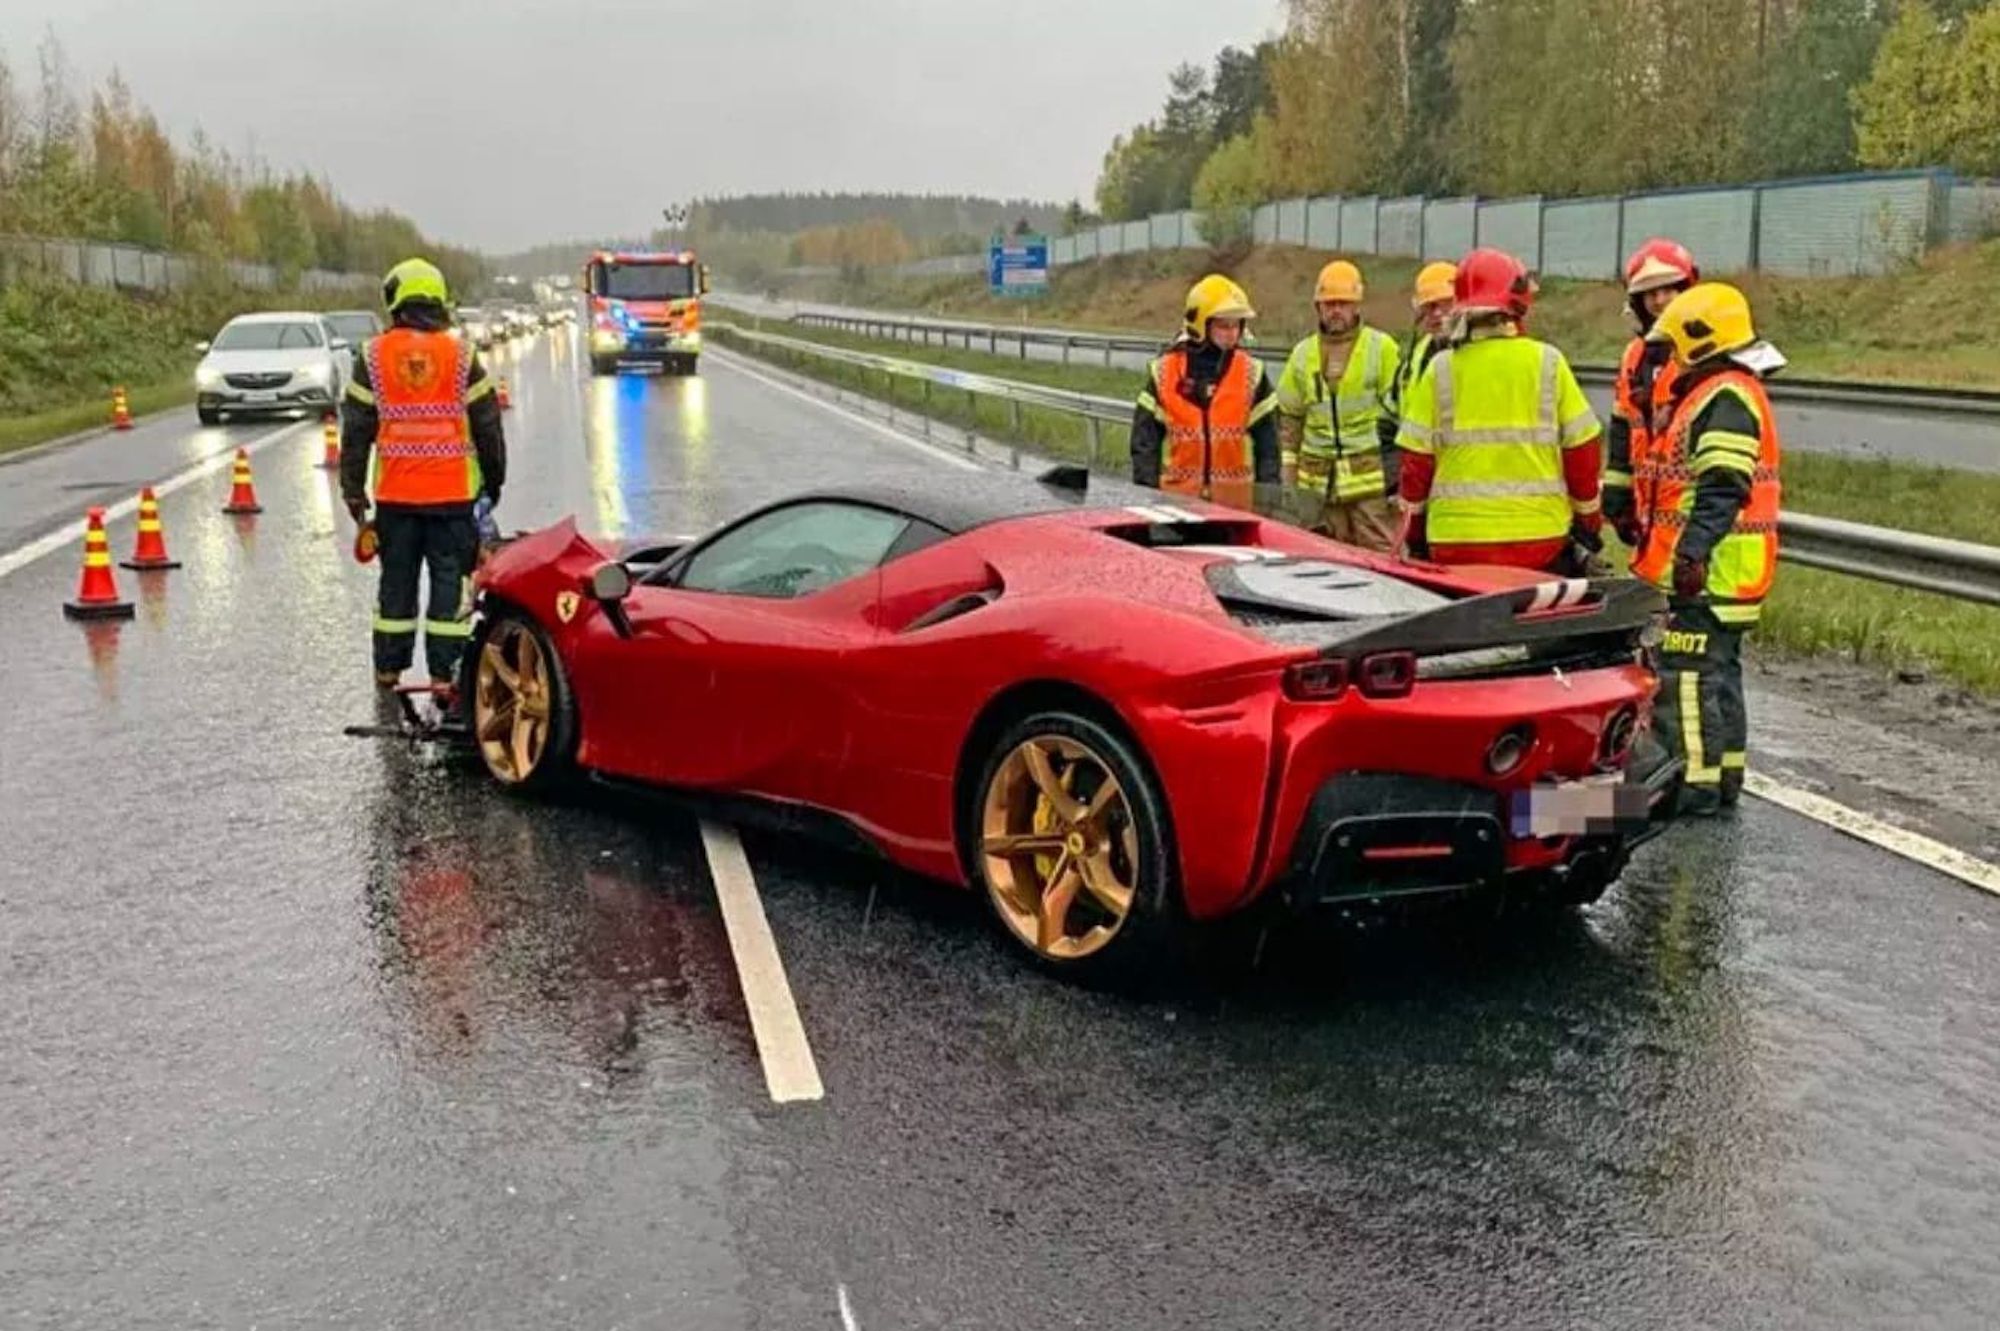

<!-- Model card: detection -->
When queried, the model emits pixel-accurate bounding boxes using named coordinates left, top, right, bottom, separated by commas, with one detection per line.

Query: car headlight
left=300, top=363, right=332, bottom=386
left=195, top=365, right=223, bottom=390
left=591, top=327, right=625, bottom=349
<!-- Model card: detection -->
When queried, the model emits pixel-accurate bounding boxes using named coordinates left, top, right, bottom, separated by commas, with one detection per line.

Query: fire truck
left=582, top=249, right=709, bottom=376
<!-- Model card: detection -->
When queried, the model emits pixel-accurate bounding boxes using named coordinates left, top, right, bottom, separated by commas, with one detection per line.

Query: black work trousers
left=373, top=507, right=478, bottom=682
left=1650, top=601, right=1747, bottom=803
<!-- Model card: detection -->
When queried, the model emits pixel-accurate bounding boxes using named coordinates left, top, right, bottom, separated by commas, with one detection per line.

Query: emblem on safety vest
left=394, top=349, right=441, bottom=394
left=555, top=591, right=580, bottom=623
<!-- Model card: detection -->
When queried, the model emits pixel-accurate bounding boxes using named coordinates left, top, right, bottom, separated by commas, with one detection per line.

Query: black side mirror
left=586, top=561, right=634, bottom=637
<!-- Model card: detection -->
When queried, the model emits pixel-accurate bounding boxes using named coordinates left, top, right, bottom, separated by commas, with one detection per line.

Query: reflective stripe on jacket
left=1632, top=370, right=1781, bottom=625
left=1396, top=334, right=1600, bottom=547
left=366, top=329, right=480, bottom=507
left=1148, top=345, right=1269, bottom=510
left=1275, top=326, right=1401, bottom=503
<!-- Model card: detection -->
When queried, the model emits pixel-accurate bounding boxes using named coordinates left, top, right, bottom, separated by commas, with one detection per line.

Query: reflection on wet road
left=2, top=326, right=1995, bottom=1329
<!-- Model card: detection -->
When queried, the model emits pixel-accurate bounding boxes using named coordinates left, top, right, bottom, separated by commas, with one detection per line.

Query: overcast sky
left=0, top=0, right=1285, bottom=253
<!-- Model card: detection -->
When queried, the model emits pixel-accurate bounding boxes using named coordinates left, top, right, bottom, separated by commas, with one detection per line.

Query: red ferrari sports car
left=459, top=472, right=1678, bottom=982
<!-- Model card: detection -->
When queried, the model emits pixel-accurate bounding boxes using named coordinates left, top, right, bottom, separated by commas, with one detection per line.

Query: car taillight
left=1283, top=659, right=1348, bottom=701
left=1356, top=650, right=1416, bottom=699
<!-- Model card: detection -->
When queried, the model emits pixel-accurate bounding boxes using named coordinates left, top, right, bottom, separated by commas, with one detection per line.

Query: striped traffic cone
left=63, top=508, right=136, bottom=620
left=120, top=487, right=181, bottom=571
left=221, top=448, right=263, bottom=515
left=111, top=385, right=134, bottom=431
left=317, top=413, right=340, bottom=469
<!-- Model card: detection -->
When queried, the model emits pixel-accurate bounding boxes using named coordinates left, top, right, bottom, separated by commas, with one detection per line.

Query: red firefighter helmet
left=1623, top=238, right=1700, bottom=295
left=1454, top=248, right=1536, bottom=322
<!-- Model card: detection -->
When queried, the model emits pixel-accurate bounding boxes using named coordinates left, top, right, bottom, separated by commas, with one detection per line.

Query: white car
left=194, top=312, right=350, bottom=426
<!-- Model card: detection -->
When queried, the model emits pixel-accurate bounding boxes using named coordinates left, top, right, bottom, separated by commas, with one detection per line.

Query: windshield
left=596, top=262, right=695, bottom=301
left=212, top=321, right=323, bottom=351
left=324, top=314, right=378, bottom=342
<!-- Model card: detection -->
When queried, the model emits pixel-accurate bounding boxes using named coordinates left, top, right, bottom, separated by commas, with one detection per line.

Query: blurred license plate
left=1510, top=775, right=1649, bottom=838
left=244, top=391, right=278, bottom=403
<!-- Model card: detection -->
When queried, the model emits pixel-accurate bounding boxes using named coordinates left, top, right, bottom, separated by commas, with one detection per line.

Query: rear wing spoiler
left=1312, top=576, right=1665, bottom=661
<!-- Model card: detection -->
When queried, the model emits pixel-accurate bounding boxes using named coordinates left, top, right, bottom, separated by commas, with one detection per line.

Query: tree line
left=1095, top=0, right=2000, bottom=245
left=0, top=31, right=482, bottom=294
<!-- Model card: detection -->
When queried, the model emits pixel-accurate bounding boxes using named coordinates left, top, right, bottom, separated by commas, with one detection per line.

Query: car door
left=574, top=500, right=912, bottom=802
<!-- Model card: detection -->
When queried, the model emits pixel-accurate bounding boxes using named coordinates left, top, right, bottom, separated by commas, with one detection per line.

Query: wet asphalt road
left=4, top=327, right=1998, bottom=1330
left=720, top=295, right=2000, bottom=474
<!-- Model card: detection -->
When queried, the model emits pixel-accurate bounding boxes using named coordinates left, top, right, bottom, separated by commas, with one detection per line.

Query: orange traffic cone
left=111, top=385, right=133, bottom=431
left=120, top=487, right=181, bottom=571
left=317, top=414, right=340, bottom=469
left=222, top=448, right=263, bottom=514
left=63, top=508, right=136, bottom=620
left=497, top=378, right=512, bottom=411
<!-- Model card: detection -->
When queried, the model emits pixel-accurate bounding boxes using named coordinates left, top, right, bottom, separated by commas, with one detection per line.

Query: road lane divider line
left=706, top=345, right=985, bottom=473
left=0, top=418, right=314, bottom=583
left=1745, top=771, right=2000, bottom=899
left=698, top=819, right=826, bottom=1104
left=837, top=1283, right=860, bottom=1331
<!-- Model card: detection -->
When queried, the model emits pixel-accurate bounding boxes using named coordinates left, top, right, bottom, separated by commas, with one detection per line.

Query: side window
left=676, top=502, right=911, bottom=599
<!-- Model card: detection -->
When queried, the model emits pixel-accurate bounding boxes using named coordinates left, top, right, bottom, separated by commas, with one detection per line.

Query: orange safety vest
left=1614, top=337, right=1678, bottom=521
left=368, top=328, right=480, bottom=506
left=1153, top=346, right=1255, bottom=510
left=1632, top=368, right=1781, bottom=618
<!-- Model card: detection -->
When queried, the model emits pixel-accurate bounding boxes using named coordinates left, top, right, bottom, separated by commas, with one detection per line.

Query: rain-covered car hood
left=198, top=347, right=333, bottom=378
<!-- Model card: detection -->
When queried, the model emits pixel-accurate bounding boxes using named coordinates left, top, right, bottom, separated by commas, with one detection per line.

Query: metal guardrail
left=774, top=306, right=2000, bottom=419
left=715, top=321, right=2000, bottom=607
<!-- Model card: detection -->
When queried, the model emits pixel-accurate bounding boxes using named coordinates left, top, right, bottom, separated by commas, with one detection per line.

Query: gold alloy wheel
left=980, top=735, right=1141, bottom=961
left=474, top=620, right=553, bottom=784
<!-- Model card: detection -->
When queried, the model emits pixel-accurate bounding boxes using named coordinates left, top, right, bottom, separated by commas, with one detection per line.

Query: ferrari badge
left=555, top=590, right=580, bottom=623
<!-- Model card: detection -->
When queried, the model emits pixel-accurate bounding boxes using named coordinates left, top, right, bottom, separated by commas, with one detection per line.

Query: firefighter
left=1130, top=274, right=1282, bottom=513
left=1395, top=248, right=1603, bottom=571
left=1606, top=239, right=1700, bottom=550
left=1274, top=260, right=1403, bottom=549
left=341, top=258, right=507, bottom=691
left=1634, top=282, right=1784, bottom=815
left=1391, top=260, right=1457, bottom=407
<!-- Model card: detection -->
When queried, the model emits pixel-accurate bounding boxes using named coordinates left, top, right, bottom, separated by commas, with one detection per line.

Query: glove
left=1612, top=515, right=1644, bottom=549
left=473, top=494, right=501, bottom=546
left=1673, top=555, right=1708, bottom=600
left=345, top=498, right=369, bottom=525
left=1569, top=511, right=1605, bottom=554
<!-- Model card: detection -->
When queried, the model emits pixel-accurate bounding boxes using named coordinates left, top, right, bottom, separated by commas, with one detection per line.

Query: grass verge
left=716, top=318, right=2000, bottom=694
left=786, top=238, right=2000, bottom=390
left=0, top=377, right=196, bottom=458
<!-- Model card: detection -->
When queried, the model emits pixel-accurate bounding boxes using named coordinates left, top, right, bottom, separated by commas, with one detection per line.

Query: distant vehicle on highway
left=583, top=248, right=707, bottom=376
left=322, top=309, right=383, bottom=347
left=454, top=306, right=496, bottom=349
left=457, top=474, right=1678, bottom=984
left=193, top=312, right=350, bottom=426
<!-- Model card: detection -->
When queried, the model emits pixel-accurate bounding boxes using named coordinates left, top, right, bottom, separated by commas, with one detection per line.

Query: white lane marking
left=0, top=418, right=314, bottom=583
left=837, top=1283, right=860, bottom=1331
left=698, top=819, right=826, bottom=1103
left=1745, top=771, right=2000, bottom=899
left=706, top=345, right=984, bottom=473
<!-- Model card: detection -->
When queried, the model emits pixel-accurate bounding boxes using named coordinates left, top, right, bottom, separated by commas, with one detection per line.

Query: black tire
left=464, top=609, right=579, bottom=795
left=963, top=709, right=1185, bottom=989
left=197, top=406, right=222, bottom=426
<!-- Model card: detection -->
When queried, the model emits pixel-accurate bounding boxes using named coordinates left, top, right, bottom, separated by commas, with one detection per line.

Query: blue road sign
left=988, top=233, right=1049, bottom=297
